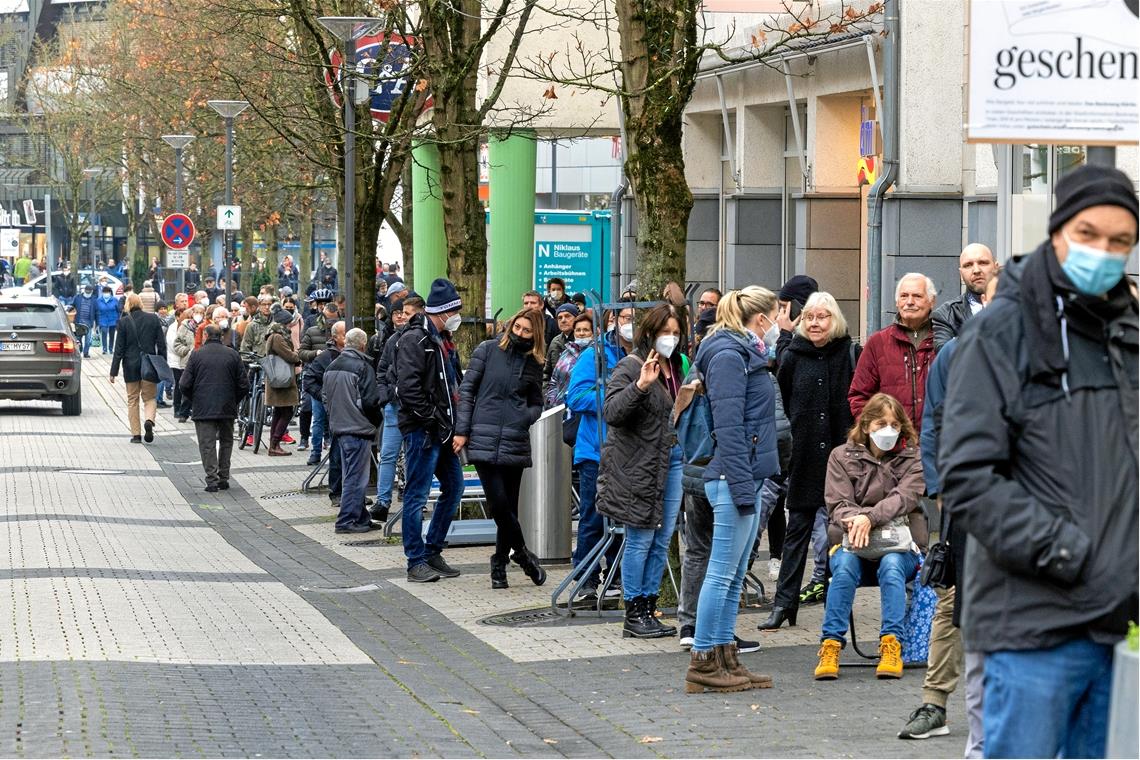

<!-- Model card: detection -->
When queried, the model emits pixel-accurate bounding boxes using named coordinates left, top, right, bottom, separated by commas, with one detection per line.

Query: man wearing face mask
left=940, top=165, right=1138, bottom=759
left=394, top=278, right=466, bottom=583
left=73, top=284, right=99, bottom=358
left=848, top=273, right=937, bottom=432
left=542, top=302, right=580, bottom=389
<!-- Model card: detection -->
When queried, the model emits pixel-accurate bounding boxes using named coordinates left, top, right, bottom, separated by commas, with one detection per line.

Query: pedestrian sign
left=160, top=213, right=196, bottom=249
left=216, top=205, right=241, bottom=230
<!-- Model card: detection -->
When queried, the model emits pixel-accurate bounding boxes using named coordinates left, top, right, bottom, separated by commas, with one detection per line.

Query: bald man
left=932, top=243, right=997, bottom=352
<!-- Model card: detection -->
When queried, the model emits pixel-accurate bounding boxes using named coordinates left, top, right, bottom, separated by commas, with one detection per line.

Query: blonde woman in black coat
left=454, top=308, right=547, bottom=589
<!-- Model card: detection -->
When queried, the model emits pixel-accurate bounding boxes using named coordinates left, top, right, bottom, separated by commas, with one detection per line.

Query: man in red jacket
left=848, top=273, right=936, bottom=432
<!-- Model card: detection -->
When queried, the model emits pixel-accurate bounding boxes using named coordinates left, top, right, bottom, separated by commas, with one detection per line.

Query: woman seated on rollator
left=814, top=392, right=926, bottom=681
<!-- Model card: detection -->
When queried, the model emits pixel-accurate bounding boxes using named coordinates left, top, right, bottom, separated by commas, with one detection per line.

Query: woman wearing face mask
left=683, top=286, right=779, bottom=693
left=453, top=308, right=548, bottom=589
left=95, top=286, right=122, bottom=355
left=814, top=392, right=925, bottom=680
left=760, top=291, right=858, bottom=630
left=545, top=312, right=595, bottom=408
left=596, top=302, right=689, bottom=639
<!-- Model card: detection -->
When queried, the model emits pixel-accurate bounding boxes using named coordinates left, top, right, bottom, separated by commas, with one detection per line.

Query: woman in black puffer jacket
left=454, top=307, right=546, bottom=589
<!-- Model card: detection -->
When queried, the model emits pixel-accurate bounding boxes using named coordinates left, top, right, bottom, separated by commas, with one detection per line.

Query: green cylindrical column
left=488, top=130, right=537, bottom=320
left=411, top=140, right=447, bottom=293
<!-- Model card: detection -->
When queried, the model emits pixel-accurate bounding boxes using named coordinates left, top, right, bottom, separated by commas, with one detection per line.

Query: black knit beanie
left=1048, top=164, right=1138, bottom=234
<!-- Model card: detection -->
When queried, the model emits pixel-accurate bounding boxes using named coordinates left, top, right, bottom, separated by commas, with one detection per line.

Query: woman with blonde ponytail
left=684, top=286, right=781, bottom=694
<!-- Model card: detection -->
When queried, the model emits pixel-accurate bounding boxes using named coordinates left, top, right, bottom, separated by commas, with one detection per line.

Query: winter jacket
left=565, top=332, right=627, bottom=465
left=73, top=293, right=98, bottom=326
left=298, top=316, right=332, bottom=364
left=367, top=319, right=394, bottom=371
left=165, top=321, right=184, bottom=371
left=322, top=347, right=382, bottom=438
left=263, top=324, right=300, bottom=407
left=173, top=319, right=197, bottom=363
left=456, top=338, right=543, bottom=467
left=95, top=295, right=122, bottom=328
left=110, top=309, right=167, bottom=383
left=139, top=285, right=159, bottom=313
left=848, top=321, right=934, bottom=432
left=595, top=349, right=682, bottom=529
left=940, top=253, right=1138, bottom=653
left=375, top=326, right=404, bottom=409
left=694, top=329, right=779, bottom=511
left=240, top=314, right=273, bottom=357
left=545, top=340, right=585, bottom=407
left=277, top=264, right=299, bottom=294
left=542, top=332, right=571, bottom=387
left=931, top=291, right=981, bottom=353
left=776, top=334, right=858, bottom=513
left=394, top=312, right=462, bottom=439
left=178, top=339, right=249, bottom=420
left=919, top=339, right=956, bottom=496
left=302, top=340, right=340, bottom=400
left=824, top=442, right=927, bottom=551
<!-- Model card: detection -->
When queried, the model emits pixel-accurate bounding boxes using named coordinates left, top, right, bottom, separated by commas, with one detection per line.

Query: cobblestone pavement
left=0, top=353, right=966, bottom=758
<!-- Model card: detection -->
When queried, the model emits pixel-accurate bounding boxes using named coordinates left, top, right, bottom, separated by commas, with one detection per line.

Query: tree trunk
left=263, top=223, right=279, bottom=280
left=397, top=163, right=413, bottom=285
left=298, top=208, right=312, bottom=287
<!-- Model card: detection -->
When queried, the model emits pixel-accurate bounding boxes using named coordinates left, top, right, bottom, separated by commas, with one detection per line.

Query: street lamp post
left=318, top=16, right=383, bottom=328
left=206, top=101, right=248, bottom=310
left=82, top=167, right=100, bottom=270
left=161, top=134, right=195, bottom=296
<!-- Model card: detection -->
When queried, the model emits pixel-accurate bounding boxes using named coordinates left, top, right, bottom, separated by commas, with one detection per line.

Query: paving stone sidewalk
left=0, top=354, right=965, bottom=758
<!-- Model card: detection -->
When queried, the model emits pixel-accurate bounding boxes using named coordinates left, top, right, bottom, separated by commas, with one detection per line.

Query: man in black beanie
left=940, top=163, right=1137, bottom=758
left=394, top=277, right=466, bottom=583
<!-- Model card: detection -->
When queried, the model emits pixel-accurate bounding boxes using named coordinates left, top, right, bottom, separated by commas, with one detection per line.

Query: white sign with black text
left=967, top=0, right=1139, bottom=144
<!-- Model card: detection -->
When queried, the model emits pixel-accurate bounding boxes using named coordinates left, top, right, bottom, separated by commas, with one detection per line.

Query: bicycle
left=237, top=351, right=269, bottom=454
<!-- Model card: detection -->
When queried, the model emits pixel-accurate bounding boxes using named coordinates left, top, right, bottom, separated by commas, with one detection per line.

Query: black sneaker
left=143, top=420, right=155, bottom=443
left=129, top=436, right=142, bottom=444
left=734, top=635, right=761, bottom=654
left=370, top=503, right=390, bottom=522
left=218, top=481, right=230, bottom=491
left=407, top=563, right=441, bottom=583
left=679, top=624, right=695, bottom=651
left=799, top=581, right=826, bottom=604
left=334, top=523, right=374, bottom=534
left=899, top=704, right=949, bottom=740
left=205, top=485, right=218, bottom=493
left=573, top=581, right=599, bottom=604
left=297, top=438, right=309, bottom=451
left=426, top=554, right=460, bottom=578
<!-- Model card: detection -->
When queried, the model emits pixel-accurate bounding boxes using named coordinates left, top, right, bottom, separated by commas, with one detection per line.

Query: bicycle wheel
left=251, top=387, right=266, bottom=454
left=236, top=393, right=251, bottom=449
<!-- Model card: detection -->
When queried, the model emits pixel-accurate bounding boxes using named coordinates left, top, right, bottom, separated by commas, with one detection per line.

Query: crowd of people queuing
left=95, top=166, right=1136, bottom=759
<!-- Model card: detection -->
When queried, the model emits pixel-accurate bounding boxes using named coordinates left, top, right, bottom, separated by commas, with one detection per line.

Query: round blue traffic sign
left=161, top=213, right=196, bottom=249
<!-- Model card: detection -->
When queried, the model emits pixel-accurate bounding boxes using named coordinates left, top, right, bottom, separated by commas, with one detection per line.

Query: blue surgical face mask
left=1061, top=233, right=1129, bottom=295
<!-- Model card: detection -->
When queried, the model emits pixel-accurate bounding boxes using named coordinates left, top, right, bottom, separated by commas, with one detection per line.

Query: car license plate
left=0, top=342, right=33, bottom=352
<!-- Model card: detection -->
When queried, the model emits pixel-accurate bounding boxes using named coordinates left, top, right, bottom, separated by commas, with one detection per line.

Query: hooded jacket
left=96, top=294, right=122, bottom=328
left=824, top=442, right=927, bottom=551
left=777, top=333, right=857, bottom=513
left=848, top=320, right=934, bottom=432
left=455, top=337, right=543, bottom=467
left=565, top=331, right=626, bottom=465
left=322, top=346, right=382, bottom=438
left=394, top=312, right=462, bottom=439
left=940, top=249, right=1138, bottom=652
left=694, top=329, right=779, bottom=510
left=240, top=313, right=273, bottom=357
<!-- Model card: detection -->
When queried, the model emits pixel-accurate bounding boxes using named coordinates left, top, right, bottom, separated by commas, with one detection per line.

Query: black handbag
left=920, top=513, right=956, bottom=589
left=142, top=353, right=174, bottom=384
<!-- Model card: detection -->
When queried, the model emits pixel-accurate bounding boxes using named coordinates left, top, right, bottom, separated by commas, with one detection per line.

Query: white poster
left=1, top=228, right=19, bottom=257
left=967, top=0, right=1139, bottom=144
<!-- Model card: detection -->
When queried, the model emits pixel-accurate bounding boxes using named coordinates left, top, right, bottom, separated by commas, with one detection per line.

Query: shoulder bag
left=843, top=515, right=914, bottom=560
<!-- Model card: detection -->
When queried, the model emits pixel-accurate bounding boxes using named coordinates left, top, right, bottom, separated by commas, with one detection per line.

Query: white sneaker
left=768, top=558, right=782, bottom=581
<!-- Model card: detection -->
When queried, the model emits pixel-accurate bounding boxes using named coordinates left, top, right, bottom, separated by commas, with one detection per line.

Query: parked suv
left=0, top=292, right=84, bottom=415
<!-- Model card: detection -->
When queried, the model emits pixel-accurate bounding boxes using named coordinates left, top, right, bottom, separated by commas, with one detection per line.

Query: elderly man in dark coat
left=180, top=325, right=249, bottom=492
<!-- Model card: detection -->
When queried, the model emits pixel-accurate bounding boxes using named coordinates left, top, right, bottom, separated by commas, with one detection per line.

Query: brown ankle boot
left=718, top=642, right=773, bottom=689
left=684, top=648, right=751, bottom=694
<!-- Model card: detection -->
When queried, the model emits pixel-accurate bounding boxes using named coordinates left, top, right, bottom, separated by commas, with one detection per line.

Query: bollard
left=519, top=405, right=572, bottom=562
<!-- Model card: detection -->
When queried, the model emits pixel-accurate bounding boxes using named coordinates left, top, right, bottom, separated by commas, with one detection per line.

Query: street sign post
left=160, top=213, right=196, bottom=249
left=216, top=205, right=241, bottom=230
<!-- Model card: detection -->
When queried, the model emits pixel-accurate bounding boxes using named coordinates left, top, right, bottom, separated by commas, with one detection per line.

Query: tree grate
left=479, top=607, right=611, bottom=628
left=259, top=490, right=303, bottom=501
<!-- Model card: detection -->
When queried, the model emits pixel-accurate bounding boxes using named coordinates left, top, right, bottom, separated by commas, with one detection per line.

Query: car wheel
left=62, top=385, right=82, bottom=416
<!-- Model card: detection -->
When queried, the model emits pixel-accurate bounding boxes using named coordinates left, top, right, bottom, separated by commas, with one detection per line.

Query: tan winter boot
left=684, top=648, right=752, bottom=694
left=718, top=643, right=773, bottom=689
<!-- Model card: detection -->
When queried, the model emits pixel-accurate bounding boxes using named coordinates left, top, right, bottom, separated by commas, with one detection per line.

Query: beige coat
left=823, top=442, right=928, bottom=551
left=264, top=324, right=300, bottom=407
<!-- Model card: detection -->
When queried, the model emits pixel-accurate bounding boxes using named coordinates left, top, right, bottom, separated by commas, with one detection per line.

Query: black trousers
left=772, top=509, right=821, bottom=609
left=767, top=493, right=786, bottom=560
left=270, top=405, right=293, bottom=447
left=172, top=367, right=189, bottom=418
left=299, top=391, right=313, bottom=439
left=474, top=463, right=527, bottom=558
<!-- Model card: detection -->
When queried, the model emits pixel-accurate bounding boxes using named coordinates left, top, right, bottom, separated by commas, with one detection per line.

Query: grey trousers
left=196, top=419, right=235, bottom=487
left=963, top=651, right=985, bottom=758
left=678, top=491, right=713, bottom=629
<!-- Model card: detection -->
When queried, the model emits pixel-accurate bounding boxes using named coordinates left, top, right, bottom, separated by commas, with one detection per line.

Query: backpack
left=674, top=365, right=715, bottom=465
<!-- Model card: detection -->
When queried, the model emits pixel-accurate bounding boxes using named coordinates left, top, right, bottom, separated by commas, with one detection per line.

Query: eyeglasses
left=802, top=313, right=830, bottom=324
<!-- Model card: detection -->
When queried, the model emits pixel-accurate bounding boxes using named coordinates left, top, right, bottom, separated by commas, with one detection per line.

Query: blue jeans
left=693, top=478, right=762, bottom=651
left=376, top=403, right=402, bottom=506
left=335, top=435, right=372, bottom=530
left=79, top=323, right=94, bottom=357
left=327, top=434, right=342, bottom=497
left=571, top=459, right=619, bottom=579
left=983, top=638, right=1113, bottom=759
left=810, top=506, right=828, bottom=584
left=821, top=547, right=919, bottom=645
left=99, top=325, right=116, bottom=353
left=621, top=446, right=683, bottom=600
left=401, top=427, right=464, bottom=570
left=310, top=398, right=328, bottom=460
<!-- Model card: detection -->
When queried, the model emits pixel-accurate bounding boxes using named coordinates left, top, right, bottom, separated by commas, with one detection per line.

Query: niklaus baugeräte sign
left=967, top=0, right=1139, bottom=145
